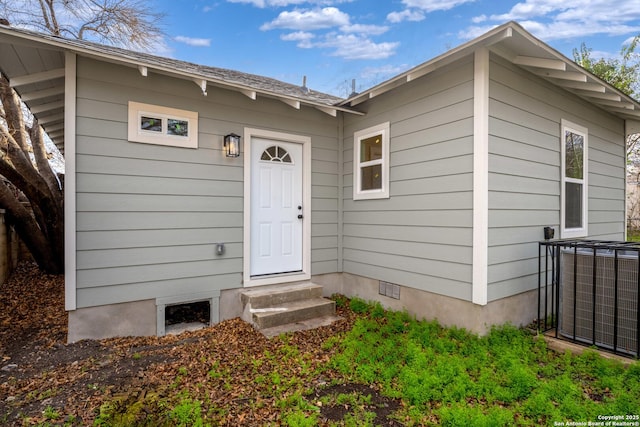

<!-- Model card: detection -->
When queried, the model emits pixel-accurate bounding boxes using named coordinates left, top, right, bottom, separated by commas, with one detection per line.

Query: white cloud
left=386, top=9, right=425, bottom=23
left=623, top=35, right=640, bottom=46
left=387, top=0, right=474, bottom=23
left=359, top=63, right=410, bottom=79
left=340, top=23, right=389, bottom=35
left=257, top=3, right=397, bottom=60
left=471, top=14, right=487, bottom=23
left=174, top=36, right=212, bottom=47
left=260, top=7, right=350, bottom=30
left=401, top=0, right=476, bottom=12
left=457, top=24, right=496, bottom=40
left=227, top=0, right=353, bottom=7
left=461, top=0, right=640, bottom=42
left=315, top=33, right=399, bottom=59
left=281, top=31, right=316, bottom=48
left=281, top=31, right=315, bottom=41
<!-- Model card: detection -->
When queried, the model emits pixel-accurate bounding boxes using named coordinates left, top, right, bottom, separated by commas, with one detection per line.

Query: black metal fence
left=538, top=240, right=640, bottom=358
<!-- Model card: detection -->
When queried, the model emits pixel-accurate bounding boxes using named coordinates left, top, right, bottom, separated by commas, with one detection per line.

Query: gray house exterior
left=1, top=22, right=639, bottom=341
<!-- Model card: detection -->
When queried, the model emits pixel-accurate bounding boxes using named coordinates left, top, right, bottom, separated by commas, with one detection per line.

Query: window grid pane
left=361, top=164, right=382, bottom=191
left=360, top=134, right=383, bottom=162
left=565, top=130, right=584, bottom=180
left=167, top=119, right=188, bottom=137
left=141, top=116, right=162, bottom=132
left=565, top=181, right=583, bottom=228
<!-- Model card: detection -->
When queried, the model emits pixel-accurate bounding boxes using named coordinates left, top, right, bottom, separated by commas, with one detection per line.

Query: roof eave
left=340, top=21, right=640, bottom=121
left=0, top=26, right=362, bottom=117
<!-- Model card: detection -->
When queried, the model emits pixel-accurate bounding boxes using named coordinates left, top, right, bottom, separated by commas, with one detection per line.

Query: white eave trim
left=0, top=27, right=362, bottom=117
left=340, top=21, right=640, bottom=120
left=342, top=25, right=514, bottom=107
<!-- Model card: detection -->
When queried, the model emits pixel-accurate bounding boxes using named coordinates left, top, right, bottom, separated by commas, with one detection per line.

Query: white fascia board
left=341, top=25, right=514, bottom=108
left=0, top=27, right=364, bottom=116
left=64, top=52, right=77, bottom=311
left=472, top=47, right=489, bottom=306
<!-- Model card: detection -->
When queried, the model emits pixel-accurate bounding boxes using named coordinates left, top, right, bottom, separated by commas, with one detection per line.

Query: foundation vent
left=379, top=281, right=400, bottom=299
left=156, top=292, right=220, bottom=336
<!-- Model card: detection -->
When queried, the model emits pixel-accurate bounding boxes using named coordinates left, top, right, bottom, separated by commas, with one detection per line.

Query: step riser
left=242, top=285, right=323, bottom=309
left=253, top=300, right=336, bottom=329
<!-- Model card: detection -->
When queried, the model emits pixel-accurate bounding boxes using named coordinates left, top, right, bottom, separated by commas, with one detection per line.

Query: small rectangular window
left=561, top=119, right=588, bottom=238
left=141, top=116, right=162, bottom=132
left=128, top=102, right=198, bottom=148
left=353, top=122, right=390, bottom=200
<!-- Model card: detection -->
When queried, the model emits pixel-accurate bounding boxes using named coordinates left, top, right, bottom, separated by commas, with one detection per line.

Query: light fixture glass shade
left=224, top=133, right=241, bottom=157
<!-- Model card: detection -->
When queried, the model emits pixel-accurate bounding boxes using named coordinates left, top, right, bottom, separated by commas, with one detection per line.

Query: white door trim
left=243, top=128, right=311, bottom=287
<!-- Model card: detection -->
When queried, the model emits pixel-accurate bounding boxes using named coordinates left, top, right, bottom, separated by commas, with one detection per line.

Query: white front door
left=250, top=138, right=303, bottom=276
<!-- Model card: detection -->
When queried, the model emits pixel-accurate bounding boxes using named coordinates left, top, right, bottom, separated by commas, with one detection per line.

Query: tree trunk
left=0, top=74, right=64, bottom=274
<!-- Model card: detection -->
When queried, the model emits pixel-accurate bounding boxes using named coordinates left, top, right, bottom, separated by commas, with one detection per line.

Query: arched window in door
left=260, top=145, right=292, bottom=163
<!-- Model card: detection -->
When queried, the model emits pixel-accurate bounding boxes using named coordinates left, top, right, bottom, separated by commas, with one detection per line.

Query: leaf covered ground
left=1, top=262, right=391, bottom=426
left=2, top=262, right=640, bottom=426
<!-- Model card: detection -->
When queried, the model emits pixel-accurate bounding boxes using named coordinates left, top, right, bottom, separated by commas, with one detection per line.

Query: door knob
left=298, top=214, right=303, bottom=219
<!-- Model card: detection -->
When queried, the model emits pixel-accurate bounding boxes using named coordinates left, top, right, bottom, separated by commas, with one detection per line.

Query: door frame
left=243, top=127, right=311, bottom=287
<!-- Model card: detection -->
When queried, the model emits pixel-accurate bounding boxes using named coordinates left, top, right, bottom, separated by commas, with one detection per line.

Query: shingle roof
left=1, top=25, right=344, bottom=106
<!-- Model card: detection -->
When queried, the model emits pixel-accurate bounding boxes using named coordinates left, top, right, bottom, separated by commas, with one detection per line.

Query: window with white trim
left=353, top=122, right=390, bottom=200
left=561, top=119, right=588, bottom=238
left=128, top=101, right=198, bottom=148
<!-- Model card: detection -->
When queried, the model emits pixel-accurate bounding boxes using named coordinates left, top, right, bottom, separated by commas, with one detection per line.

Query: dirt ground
left=0, top=262, right=401, bottom=426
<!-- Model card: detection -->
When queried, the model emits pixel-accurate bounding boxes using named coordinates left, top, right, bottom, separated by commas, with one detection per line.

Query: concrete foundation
left=68, top=299, right=156, bottom=342
left=313, top=272, right=538, bottom=335
left=69, top=272, right=539, bottom=340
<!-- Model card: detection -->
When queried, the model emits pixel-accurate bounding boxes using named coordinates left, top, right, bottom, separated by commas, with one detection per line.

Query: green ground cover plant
left=328, top=299, right=640, bottom=426
left=22, top=296, right=640, bottom=426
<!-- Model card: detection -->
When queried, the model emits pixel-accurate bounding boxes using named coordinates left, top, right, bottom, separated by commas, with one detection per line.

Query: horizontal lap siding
left=75, top=58, right=339, bottom=308
left=342, top=57, right=474, bottom=301
left=488, top=55, right=625, bottom=301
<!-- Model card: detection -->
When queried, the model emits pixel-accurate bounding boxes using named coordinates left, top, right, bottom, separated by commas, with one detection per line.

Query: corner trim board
left=472, top=48, right=489, bottom=306
left=64, top=52, right=77, bottom=311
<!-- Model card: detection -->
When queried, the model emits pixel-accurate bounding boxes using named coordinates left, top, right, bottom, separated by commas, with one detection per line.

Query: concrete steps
left=240, top=283, right=339, bottom=337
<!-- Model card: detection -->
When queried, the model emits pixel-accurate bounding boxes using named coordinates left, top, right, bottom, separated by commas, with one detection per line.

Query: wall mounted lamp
left=223, top=133, right=241, bottom=157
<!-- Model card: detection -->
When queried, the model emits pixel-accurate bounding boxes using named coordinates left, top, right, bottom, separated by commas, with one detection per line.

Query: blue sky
left=152, top=0, right=640, bottom=97
left=72, top=1, right=640, bottom=97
